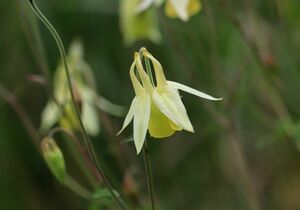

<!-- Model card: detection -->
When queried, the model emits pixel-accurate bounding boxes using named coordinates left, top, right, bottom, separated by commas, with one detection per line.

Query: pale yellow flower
left=119, top=48, right=222, bottom=154
left=165, top=0, right=202, bottom=21
left=40, top=40, right=125, bottom=136
left=136, top=0, right=202, bottom=21
left=120, top=0, right=161, bottom=45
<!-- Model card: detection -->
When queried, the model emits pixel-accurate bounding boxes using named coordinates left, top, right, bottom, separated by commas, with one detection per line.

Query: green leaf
left=92, top=188, right=119, bottom=200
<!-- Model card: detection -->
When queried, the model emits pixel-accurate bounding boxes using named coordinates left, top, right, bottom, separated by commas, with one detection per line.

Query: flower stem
left=145, top=57, right=155, bottom=85
left=16, top=0, right=51, bottom=87
left=64, top=175, right=93, bottom=200
left=27, top=1, right=128, bottom=209
left=142, top=140, right=156, bottom=210
left=143, top=54, right=156, bottom=209
left=0, top=84, right=40, bottom=150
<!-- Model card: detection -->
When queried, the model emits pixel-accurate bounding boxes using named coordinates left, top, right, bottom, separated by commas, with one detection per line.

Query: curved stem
left=142, top=141, right=156, bottom=210
left=64, top=175, right=93, bottom=200
left=16, top=0, right=51, bottom=86
left=27, top=1, right=128, bottom=209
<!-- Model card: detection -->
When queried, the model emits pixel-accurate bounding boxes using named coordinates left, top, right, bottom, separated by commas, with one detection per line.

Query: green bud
left=41, top=137, right=66, bottom=184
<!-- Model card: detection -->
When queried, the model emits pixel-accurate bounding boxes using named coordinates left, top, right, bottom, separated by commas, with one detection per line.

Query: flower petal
left=141, top=48, right=167, bottom=89
left=167, top=0, right=189, bottom=21
left=129, top=59, right=147, bottom=96
left=79, top=87, right=100, bottom=136
left=40, top=101, right=60, bottom=132
left=136, top=0, right=155, bottom=13
left=96, top=95, right=126, bottom=117
left=68, top=40, right=84, bottom=61
left=81, top=100, right=100, bottom=136
left=152, top=86, right=194, bottom=132
left=154, top=0, right=164, bottom=6
left=168, top=120, right=182, bottom=131
left=148, top=102, right=176, bottom=138
left=59, top=102, right=80, bottom=130
left=187, top=0, right=202, bottom=17
left=135, top=52, right=154, bottom=92
left=117, top=97, right=137, bottom=135
left=134, top=93, right=151, bottom=154
left=167, top=81, right=223, bottom=101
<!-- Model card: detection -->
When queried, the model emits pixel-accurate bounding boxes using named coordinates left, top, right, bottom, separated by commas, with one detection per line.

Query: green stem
left=143, top=55, right=156, bottom=210
left=142, top=141, right=156, bottom=210
left=64, top=175, right=92, bottom=200
left=16, top=0, right=51, bottom=86
left=27, top=1, right=128, bottom=209
left=145, top=57, right=155, bottom=85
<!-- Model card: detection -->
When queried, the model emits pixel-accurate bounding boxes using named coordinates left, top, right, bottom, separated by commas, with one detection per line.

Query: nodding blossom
left=118, top=48, right=222, bottom=154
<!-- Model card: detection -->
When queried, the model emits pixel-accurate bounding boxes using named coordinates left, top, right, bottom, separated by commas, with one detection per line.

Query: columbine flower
left=120, top=0, right=161, bottom=45
left=40, top=40, right=125, bottom=136
left=136, top=0, right=202, bottom=22
left=118, top=48, right=222, bottom=154
left=165, top=0, right=202, bottom=21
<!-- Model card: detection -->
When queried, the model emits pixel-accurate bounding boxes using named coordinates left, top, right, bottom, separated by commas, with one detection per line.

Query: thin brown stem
left=0, top=84, right=40, bottom=150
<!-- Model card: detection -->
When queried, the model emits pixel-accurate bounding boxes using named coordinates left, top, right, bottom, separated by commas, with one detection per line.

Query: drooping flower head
left=119, top=47, right=222, bottom=154
left=40, top=40, right=125, bottom=136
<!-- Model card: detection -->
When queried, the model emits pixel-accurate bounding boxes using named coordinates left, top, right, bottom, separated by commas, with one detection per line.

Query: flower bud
left=41, top=137, right=66, bottom=183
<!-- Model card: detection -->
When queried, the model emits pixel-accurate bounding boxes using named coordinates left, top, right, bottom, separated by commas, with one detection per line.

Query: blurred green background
left=1, top=0, right=300, bottom=210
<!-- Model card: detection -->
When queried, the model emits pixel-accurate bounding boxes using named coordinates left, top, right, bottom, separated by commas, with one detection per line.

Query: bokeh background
left=1, top=0, right=300, bottom=210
